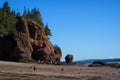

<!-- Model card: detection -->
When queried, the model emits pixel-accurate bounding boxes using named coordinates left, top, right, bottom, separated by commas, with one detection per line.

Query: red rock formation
left=0, top=17, right=62, bottom=63
left=27, top=20, right=55, bottom=62
left=14, top=17, right=33, bottom=60
left=54, top=49, right=62, bottom=62
left=65, top=54, right=73, bottom=63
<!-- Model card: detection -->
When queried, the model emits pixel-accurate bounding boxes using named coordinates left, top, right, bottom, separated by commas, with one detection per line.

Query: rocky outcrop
left=53, top=49, right=62, bottom=63
left=27, top=20, right=55, bottom=62
left=13, top=17, right=33, bottom=60
left=0, top=17, right=62, bottom=63
left=65, top=54, right=73, bottom=63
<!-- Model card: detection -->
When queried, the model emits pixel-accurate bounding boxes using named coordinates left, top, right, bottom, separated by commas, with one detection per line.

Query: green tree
left=31, top=8, right=39, bottom=21
left=2, top=1, right=10, bottom=13
left=0, top=8, right=5, bottom=35
left=44, top=23, right=52, bottom=37
left=23, top=6, right=27, bottom=17
left=24, top=8, right=31, bottom=19
left=0, top=1, right=16, bottom=36
left=54, top=45, right=62, bottom=54
left=23, top=8, right=44, bottom=26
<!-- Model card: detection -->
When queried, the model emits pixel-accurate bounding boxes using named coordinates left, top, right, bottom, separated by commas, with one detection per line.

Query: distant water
left=75, top=58, right=120, bottom=66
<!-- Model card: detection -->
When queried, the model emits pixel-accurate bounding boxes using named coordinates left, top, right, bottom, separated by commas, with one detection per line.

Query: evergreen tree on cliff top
left=0, top=1, right=52, bottom=38
left=23, top=7, right=52, bottom=38
left=44, top=23, right=52, bottom=37
left=23, top=7, right=44, bottom=26
left=0, top=1, right=16, bottom=36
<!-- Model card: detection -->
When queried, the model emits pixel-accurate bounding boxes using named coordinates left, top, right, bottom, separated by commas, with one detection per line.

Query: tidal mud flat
left=0, top=61, right=120, bottom=80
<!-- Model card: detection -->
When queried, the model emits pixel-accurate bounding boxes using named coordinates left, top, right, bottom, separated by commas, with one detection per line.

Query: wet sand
left=0, top=61, right=120, bottom=80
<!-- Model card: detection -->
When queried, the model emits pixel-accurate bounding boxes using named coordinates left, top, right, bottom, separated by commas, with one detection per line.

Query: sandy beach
left=0, top=61, right=120, bottom=80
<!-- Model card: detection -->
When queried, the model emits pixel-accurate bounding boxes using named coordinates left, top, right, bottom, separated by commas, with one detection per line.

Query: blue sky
left=0, top=0, right=120, bottom=61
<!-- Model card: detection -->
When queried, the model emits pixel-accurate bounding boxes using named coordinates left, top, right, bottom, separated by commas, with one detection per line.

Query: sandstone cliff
left=0, top=17, right=62, bottom=64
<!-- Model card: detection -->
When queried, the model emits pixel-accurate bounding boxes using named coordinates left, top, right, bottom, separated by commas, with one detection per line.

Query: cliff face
left=0, top=17, right=62, bottom=64
left=27, top=20, right=55, bottom=62
left=14, top=17, right=33, bottom=60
